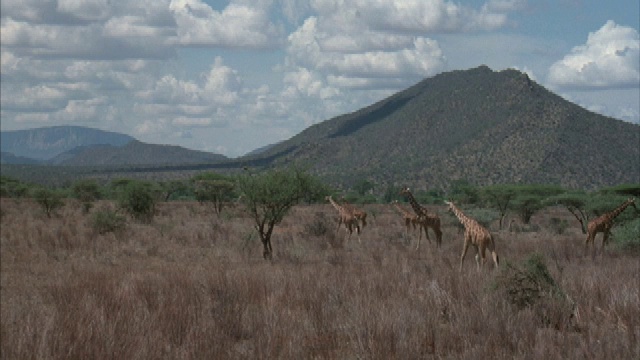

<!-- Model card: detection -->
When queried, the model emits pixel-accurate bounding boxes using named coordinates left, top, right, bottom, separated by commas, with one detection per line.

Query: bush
left=493, top=253, right=575, bottom=329
left=32, top=187, right=64, bottom=218
left=90, top=208, right=126, bottom=235
left=612, top=218, right=640, bottom=254
left=118, top=181, right=156, bottom=222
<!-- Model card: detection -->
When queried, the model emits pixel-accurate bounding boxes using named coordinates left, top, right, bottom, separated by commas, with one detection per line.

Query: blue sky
left=1, top=0, right=638, bottom=157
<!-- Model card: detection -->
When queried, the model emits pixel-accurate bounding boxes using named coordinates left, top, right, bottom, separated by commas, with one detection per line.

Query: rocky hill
left=243, top=65, right=639, bottom=190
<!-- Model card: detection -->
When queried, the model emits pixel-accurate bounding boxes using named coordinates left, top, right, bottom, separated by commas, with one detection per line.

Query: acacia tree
left=192, top=172, right=235, bottom=214
left=33, top=187, right=64, bottom=218
left=545, top=191, right=589, bottom=234
left=72, top=179, right=102, bottom=213
left=236, top=167, right=316, bottom=260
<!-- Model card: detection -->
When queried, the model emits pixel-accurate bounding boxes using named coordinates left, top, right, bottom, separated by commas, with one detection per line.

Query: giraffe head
left=399, top=187, right=410, bottom=196
left=444, top=200, right=454, bottom=212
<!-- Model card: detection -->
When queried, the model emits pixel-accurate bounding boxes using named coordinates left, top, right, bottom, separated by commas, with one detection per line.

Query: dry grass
left=1, top=198, right=639, bottom=359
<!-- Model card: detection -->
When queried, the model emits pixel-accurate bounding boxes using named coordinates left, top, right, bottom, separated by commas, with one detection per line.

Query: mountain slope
left=1, top=126, right=134, bottom=160
left=48, top=140, right=227, bottom=166
left=244, top=65, right=639, bottom=190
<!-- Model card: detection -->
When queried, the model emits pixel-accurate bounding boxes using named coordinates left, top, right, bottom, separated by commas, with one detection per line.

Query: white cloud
left=169, top=0, right=284, bottom=47
left=548, top=20, right=640, bottom=89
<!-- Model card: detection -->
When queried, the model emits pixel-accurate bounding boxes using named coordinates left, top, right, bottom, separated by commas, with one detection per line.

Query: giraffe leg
left=460, top=238, right=470, bottom=272
left=416, top=224, right=423, bottom=250
left=601, top=231, right=610, bottom=253
left=475, top=245, right=483, bottom=272
left=585, top=232, right=595, bottom=256
left=435, top=228, right=443, bottom=248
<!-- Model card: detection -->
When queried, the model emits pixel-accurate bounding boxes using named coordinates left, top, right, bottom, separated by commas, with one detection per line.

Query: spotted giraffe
left=340, top=198, right=368, bottom=232
left=586, top=198, right=637, bottom=255
left=399, top=187, right=443, bottom=249
left=445, top=200, right=499, bottom=272
left=392, top=200, right=420, bottom=236
left=326, top=196, right=360, bottom=240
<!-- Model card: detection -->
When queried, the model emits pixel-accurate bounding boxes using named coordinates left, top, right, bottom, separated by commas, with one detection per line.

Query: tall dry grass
left=1, top=198, right=638, bottom=359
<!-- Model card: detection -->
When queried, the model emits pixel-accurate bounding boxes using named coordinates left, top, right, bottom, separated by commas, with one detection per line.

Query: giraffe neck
left=449, top=203, right=474, bottom=229
left=605, top=199, right=634, bottom=221
left=404, top=190, right=425, bottom=216
left=393, top=202, right=412, bottom=216
left=328, top=196, right=343, bottom=212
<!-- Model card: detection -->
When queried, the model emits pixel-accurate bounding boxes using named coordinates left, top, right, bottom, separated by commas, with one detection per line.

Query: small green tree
left=33, top=187, right=64, bottom=218
left=353, top=179, right=374, bottom=196
left=159, top=180, right=189, bottom=201
left=118, top=180, right=156, bottom=222
left=481, top=185, right=517, bottom=229
left=236, top=167, right=316, bottom=260
left=0, top=176, right=30, bottom=198
left=192, top=172, right=235, bottom=214
left=72, top=179, right=102, bottom=213
left=545, top=191, right=590, bottom=234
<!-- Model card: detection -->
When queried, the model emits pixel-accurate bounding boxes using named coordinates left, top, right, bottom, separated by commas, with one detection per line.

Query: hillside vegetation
left=246, top=66, right=639, bottom=190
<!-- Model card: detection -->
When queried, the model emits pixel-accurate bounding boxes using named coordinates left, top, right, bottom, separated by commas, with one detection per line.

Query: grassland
left=1, top=198, right=638, bottom=359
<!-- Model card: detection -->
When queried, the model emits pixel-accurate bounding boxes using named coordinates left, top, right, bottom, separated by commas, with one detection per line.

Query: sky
left=1, top=0, right=639, bottom=158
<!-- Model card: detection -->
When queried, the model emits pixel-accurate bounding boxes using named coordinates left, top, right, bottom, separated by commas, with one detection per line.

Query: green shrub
left=90, top=208, right=126, bottom=235
left=118, top=181, right=156, bottom=222
left=32, top=187, right=65, bottom=218
left=612, top=218, right=640, bottom=254
left=493, top=253, right=575, bottom=329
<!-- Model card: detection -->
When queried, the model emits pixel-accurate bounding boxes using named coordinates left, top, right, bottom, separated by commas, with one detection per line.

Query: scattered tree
left=117, top=180, right=156, bottom=222
left=33, top=187, right=64, bottom=218
left=192, top=172, right=235, bottom=214
left=236, top=167, right=316, bottom=260
left=72, top=179, right=102, bottom=213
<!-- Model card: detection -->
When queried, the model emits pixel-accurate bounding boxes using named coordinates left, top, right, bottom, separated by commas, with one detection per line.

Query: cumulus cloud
left=169, top=0, right=284, bottom=47
left=548, top=20, right=640, bottom=89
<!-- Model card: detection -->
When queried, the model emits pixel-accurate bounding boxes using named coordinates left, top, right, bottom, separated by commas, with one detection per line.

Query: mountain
left=243, top=65, right=639, bottom=190
left=48, top=140, right=227, bottom=166
left=1, top=126, right=134, bottom=160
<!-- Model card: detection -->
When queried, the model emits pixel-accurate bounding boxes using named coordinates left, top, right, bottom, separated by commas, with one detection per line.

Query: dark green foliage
left=159, top=180, right=190, bottom=201
left=72, top=179, right=102, bottom=213
left=448, top=179, right=479, bottom=205
left=192, top=172, right=235, bottom=214
left=90, top=208, right=126, bottom=235
left=32, top=187, right=64, bottom=218
left=598, top=184, right=640, bottom=197
left=494, top=254, right=575, bottom=329
left=117, top=180, right=156, bottom=222
left=236, top=167, right=318, bottom=259
left=0, top=175, right=30, bottom=198
left=352, top=179, right=374, bottom=196
left=545, top=191, right=590, bottom=233
left=612, top=218, right=640, bottom=254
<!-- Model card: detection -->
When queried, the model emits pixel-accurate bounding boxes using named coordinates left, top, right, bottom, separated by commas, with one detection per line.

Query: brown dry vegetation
left=1, top=198, right=639, bottom=359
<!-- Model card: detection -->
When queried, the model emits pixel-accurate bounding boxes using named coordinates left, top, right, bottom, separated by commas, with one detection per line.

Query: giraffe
left=399, top=187, right=443, bottom=249
left=340, top=198, right=368, bottom=231
left=585, top=198, right=637, bottom=255
left=325, top=196, right=360, bottom=240
left=445, top=200, right=499, bottom=272
left=392, top=200, right=420, bottom=236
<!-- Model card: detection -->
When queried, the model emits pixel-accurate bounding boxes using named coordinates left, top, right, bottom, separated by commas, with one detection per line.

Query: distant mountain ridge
left=0, top=126, right=228, bottom=166
left=48, top=140, right=227, bottom=166
left=1, top=126, right=134, bottom=160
